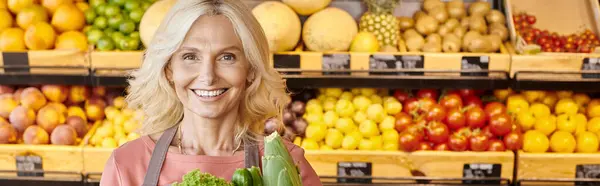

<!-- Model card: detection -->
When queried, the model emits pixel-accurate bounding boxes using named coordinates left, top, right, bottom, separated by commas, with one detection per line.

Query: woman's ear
left=246, top=70, right=255, bottom=83
left=165, top=64, right=174, bottom=85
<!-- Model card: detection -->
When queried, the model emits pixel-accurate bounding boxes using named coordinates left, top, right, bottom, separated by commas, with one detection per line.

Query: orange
left=1, top=0, right=7, bottom=10
left=7, top=0, right=38, bottom=14
left=24, top=22, right=56, bottom=50
left=523, top=130, right=549, bottom=153
left=55, top=31, right=88, bottom=51
left=0, top=9, right=12, bottom=33
left=51, top=4, right=85, bottom=33
left=75, top=2, right=88, bottom=12
left=42, top=0, right=74, bottom=15
left=0, top=28, right=26, bottom=51
left=16, top=5, right=49, bottom=30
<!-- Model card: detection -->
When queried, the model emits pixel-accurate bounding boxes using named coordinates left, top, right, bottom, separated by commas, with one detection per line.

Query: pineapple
left=359, top=0, right=401, bottom=47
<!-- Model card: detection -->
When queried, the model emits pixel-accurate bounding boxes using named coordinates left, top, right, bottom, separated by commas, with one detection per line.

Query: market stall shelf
left=517, top=152, right=600, bottom=185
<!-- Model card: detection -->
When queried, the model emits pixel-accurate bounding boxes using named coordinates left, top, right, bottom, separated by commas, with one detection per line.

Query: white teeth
left=193, top=89, right=226, bottom=97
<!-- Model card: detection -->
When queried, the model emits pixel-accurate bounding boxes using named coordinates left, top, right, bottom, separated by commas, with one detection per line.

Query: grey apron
left=141, top=125, right=261, bottom=186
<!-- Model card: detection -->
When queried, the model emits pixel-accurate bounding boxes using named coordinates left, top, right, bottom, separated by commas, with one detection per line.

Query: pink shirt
left=100, top=136, right=322, bottom=186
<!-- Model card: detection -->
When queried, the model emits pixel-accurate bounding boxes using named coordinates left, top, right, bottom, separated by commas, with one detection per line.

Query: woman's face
left=169, top=15, right=250, bottom=119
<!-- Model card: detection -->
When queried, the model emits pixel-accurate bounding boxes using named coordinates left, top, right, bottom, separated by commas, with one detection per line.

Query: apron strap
left=243, top=138, right=260, bottom=168
left=142, top=125, right=178, bottom=186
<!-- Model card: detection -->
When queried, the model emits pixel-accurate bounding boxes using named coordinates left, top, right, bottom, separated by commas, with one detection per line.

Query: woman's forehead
left=181, top=15, right=243, bottom=49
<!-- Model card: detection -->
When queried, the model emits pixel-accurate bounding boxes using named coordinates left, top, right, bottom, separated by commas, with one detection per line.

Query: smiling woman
left=98, top=0, right=321, bottom=185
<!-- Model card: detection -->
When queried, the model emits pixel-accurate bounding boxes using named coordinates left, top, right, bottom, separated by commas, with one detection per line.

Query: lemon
left=304, top=112, right=323, bottom=125
left=358, top=138, right=374, bottom=150
left=293, top=137, right=302, bottom=146
left=0, top=28, right=26, bottom=51
left=384, top=100, right=402, bottom=115
left=8, top=0, right=37, bottom=14
left=523, top=130, right=549, bottom=153
left=0, top=0, right=7, bottom=10
left=118, top=137, right=128, bottom=146
left=127, top=132, right=140, bottom=140
left=55, top=31, right=88, bottom=51
left=101, top=137, right=118, bottom=148
left=350, top=31, right=379, bottom=52
left=360, top=88, right=377, bottom=97
left=341, top=135, right=360, bottom=150
left=348, top=131, right=363, bottom=140
left=51, top=4, right=85, bottom=32
left=0, top=9, right=13, bottom=32
left=366, top=104, right=385, bottom=123
left=322, top=97, right=336, bottom=111
left=339, top=91, right=353, bottom=101
left=17, top=5, right=49, bottom=30
left=383, top=143, right=398, bottom=151
left=379, top=115, right=396, bottom=131
left=320, top=145, right=333, bottom=150
left=574, top=114, right=587, bottom=136
left=352, top=95, right=372, bottom=111
left=382, top=130, right=399, bottom=144
left=335, top=99, right=355, bottom=118
left=549, top=131, right=576, bottom=153
left=325, top=128, right=343, bottom=149
left=335, top=117, right=356, bottom=134
left=370, top=94, right=383, bottom=105
left=359, top=120, right=380, bottom=137
left=370, top=135, right=383, bottom=150
left=352, top=110, right=367, bottom=124
left=301, top=138, right=319, bottom=150
left=24, top=22, right=56, bottom=50
left=322, top=110, right=338, bottom=128
left=305, top=124, right=327, bottom=142
left=305, top=100, right=323, bottom=114
left=325, top=88, right=343, bottom=98
left=113, top=112, right=128, bottom=126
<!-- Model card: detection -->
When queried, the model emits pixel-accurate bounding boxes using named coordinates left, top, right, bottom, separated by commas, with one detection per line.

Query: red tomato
left=426, top=121, right=450, bottom=144
left=464, top=96, right=483, bottom=109
left=440, top=94, right=463, bottom=110
left=489, top=114, right=512, bottom=136
left=466, top=107, right=486, bottom=129
left=393, top=90, right=410, bottom=103
left=425, top=104, right=446, bottom=121
left=433, top=143, right=450, bottom=151
left=503, top=131, right=523, bottom=151
left=403, top=98, right=420, bottom=113
left=469, top=132, right=490, bottom=152
left=448, top=133, right=469, bottom=151
left=445, top=108, right=466, bottom=130
left=417, top=142, right=433, bottom=151
left=399, top=132, right=421, bottom=152
left=417, top=89, right=439, bottom=99
left=484, top=102, right=507, bottom=119
left=458, top=89, right=478, bottom=98
left=418, top=97, right=436, bottom=113
left=394, top=113, right=413, bottom=133
left=404, top=124, right=425, bottom=141
left=481, top=126, right=496, bottom=139
left=488, top=139, right=506, bottom=152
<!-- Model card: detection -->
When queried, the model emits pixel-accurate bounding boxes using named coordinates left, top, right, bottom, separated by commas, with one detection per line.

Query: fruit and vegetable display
left=85, top=93, right=142, bottom=148
left=0, top=85, right=140, bottom=146
left=513, top=12, right=600, bottom=53
left=0, top=0, right=89, bottom=51
left=171, top=132, right=301, bottom=186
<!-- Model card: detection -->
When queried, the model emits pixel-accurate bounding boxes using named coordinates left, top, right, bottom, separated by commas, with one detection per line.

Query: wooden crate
left=90, top=51, right=143, bottom=77
left=306, top=150, right=514, bottom=181
left=81, top=119, right=115, bottom=174
left=0, top=51, right=88, bottom=74
left=517, top=152, right=600, bottom=183
left=0, top=145, right=83, bottom=179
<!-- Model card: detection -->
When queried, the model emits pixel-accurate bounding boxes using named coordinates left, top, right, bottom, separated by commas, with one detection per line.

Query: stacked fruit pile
left=0, top=0, right=89, bottom=51
left=513, top=12, right=600, bottom=53
left=84, top=0, right=153, bottom=51
left=502, top=90, right=600, bottom=153
left=86, top=97, right=142, bottom=148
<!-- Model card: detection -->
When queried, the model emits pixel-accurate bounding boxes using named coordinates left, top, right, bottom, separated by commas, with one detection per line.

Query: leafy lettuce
left=171, top=169, right=233, bottom=186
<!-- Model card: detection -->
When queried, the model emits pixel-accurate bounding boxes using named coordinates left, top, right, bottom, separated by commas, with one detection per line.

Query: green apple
left=352, top=95, right=372, bottom=111
left=335, top=99, right=355, bottom=118
left=384, top=100, right=402, bottom=115
left=367, top=104, right=385, bottom=123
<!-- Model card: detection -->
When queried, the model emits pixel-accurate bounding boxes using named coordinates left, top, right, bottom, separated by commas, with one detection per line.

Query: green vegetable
left=231, top=166, right=263, bottom=186
left=261, top=132, right=303, bottom=186
left=248, top=166, right=263, bottom=186
left=171, top=169, right=233, bottom=186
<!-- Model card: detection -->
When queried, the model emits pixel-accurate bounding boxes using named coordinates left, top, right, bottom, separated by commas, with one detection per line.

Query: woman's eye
left=182, top=53, right=197, bottom=60
left=219, top=53, right=236, bottom=61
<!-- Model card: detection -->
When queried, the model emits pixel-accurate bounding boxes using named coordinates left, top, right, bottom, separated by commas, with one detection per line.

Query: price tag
left=461, top=56, right=489, bottom=77
left=337, top=162, right=372, bottom=183
left=322, top=54, right=350, bottom=75
left=462, top=163, right=501, bottom=184
left=581, top=58, right=600, bottom=79
left=2, top=52, right=30, bottom=73
left=16, top=155, right=43, bottom=177
left=368, top=54, right=424, bottom=75
left=273, top=54, right=300, bottom=75
left=575, top=164, right=600, bottom=186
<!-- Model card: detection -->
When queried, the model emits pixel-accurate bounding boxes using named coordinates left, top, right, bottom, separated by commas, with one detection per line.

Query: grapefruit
left=24, top=22, right=56, bottom=50
left=8, top=0, right=38, bottom=14
left=42, top=0, right=74, bottom=15
left=0, top=0, right=7, bottom=10
left=350, top=32, right=380, bottom=52
left=139, top=0, right=176, bottom=48
left=55, top=31, right=88, bottom=51
left=16, top=5, right=49, bottom=30
left=51, top=4, right=85, bottom=32
left=0, top=28, right=26, bottom=51
left=252, top=1, right=301, bottom=52
left=0, top=9, right=12, bottom=33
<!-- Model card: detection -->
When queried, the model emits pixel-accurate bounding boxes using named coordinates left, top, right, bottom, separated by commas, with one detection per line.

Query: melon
left=282, top=0, right=332, bottom=16
left=139, top=0, right=177, bottom=48
left=252, top=1, right=301, bottom=52
left=302, top=7, right=358, bottom=52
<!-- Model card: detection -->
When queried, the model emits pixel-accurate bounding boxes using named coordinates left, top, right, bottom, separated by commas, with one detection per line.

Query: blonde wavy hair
left=126, top=0, right=289, bottom=144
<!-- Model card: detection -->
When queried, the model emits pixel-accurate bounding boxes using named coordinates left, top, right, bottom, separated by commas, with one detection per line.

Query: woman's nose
left=197, top=58, right=216, bottom=85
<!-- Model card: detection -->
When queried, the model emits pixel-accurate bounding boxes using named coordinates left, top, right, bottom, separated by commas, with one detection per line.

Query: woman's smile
left=191, top=88, right=230, bottom=101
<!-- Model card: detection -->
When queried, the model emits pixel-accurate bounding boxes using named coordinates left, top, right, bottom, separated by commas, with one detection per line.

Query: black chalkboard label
left=322, top=54, right=350, bottom=75
left=2, top=52, right=30, bottom=73
left=16, top=155, right=43, bottom=177
left=369, top=54, right=424, bottom=75
left=575, top=164, right=600, bottom=186
left=462, top=163, right=501, bottom=184
left=273, top=54, right=300, bottom=75
left=337, top=162, right=372, bottom=183
left=581, top=58, right=600, bottom=79
left=461, top=56, right=489, bottom=77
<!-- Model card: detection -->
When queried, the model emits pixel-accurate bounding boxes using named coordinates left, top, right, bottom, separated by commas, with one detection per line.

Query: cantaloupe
left=252, top=1, right=301, bottom=52
left=302, top=7, right=358, bottom=52
left=139, top=0, right=177, bottom=48
left=282, top=0, right=332, bottom=16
